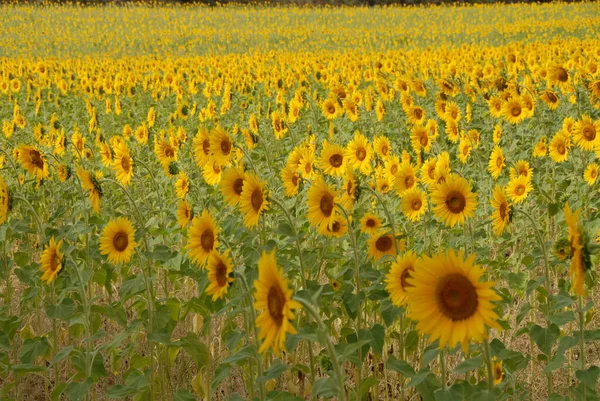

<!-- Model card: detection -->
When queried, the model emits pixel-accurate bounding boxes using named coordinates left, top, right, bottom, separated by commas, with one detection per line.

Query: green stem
left=579, top=296, right=586, bottom=401
left=482, top=338, right=494, bottom=392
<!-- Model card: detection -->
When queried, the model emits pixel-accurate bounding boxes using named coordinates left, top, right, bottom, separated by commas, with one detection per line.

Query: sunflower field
left=1, top=2, right=600, bottom=401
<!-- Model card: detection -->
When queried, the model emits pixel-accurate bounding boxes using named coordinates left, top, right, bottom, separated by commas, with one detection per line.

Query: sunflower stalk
left=482, top=337, right=494, bottom=392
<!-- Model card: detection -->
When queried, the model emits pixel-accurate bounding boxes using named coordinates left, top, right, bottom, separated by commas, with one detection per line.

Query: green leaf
left=151, top=245, right=173, bottom=263
left=91, top=352, right=107, bottom=379
left=173, top=389, right=196, bottom=401
left=51, top=346, right=75, bottom=365
left=211, top=363, right=232, bottom=388
left=65, top=378, right=94, bottom=401
left=386, top=356, right=416, bottom=376
left=409, top=368, right=435, bottom=387
left=19, top=336, right=50, bottom=364
left=576, top=366, right=600, bottom=389
left=221, top=345, right=255, bottom=365
left=106, top=385, right=135, bottom=398
left=548, top=311, right=575, bottom=326
left=46, top=298, right=77, bottom=320
left=380, top=298, right=400, bottom=326
left=369, top=324, right=385, bottom=356
left=258, top=360, right=287, bottom=382
left=452, top=356, right=482, bottom=374
left=118, top=276, right=145, bottom=302
left=178, top=332, right=209, bottom=369
left=312, top=377, right=336, bottom=398
left=543, top=354, right=565, bottom=373
left=529, top=324, right=560, bottom=355
left=11, top=364, right=47, bottom=374
left=14, top=252, right=29, bottom=267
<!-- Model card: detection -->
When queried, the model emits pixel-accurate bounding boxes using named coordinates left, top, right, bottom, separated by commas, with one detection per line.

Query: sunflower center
left=591, top=169, right=598, bottom=179
left=515, top=185, right=525, bottom=196
left=215, top=262, right=228, bottom=287
left=547, top=92, right=557, bottom=103
left=329, top=154, right=343, bottom=168
left=556, top=68, right=568, bottom=82
left=356, top=148, right=367, bottom=161
left=267, top=284, right=285, bottom=325
left=510, top=104, right=521, bottom=117
left=390, top=164, right=398, bottom=175
left=202, top=139, right=210, bottom=155
left=320, top=193, right=334, bottom=217
left=414, top=108, right=423, bottom=120
left=346, top=180, right=354, bottom=195
left=375, top=235, right=393, bottom=252
left=304, top=162, right=312, bottom=174
left=330, top=221, right=341, bottom=233
left=220, top=139, right=231, bottom=154
left=251, top=189, right=263, bottom=212
left=366, top=218, right=376, bottom=228
left=165, top=147, right=175, bottom=158
left=381, top=145, right=389, bottom=156
left=400, top=267, right=414, bottom=291
left=583, top=125, right=596, bottom=141
left=233, top=178, right=244, bottom=195
left=494, top=365, right=503, bottom=381
left=446, top=191, right=466, bottom=214
left=121, top=156, right=131, bottom=171
left=419, top=135, right=428, bottom=147
left=436, top=273, right=479, bottom=321
left=411, top=198, right=422, bottom=211
left=30, top=149, right=44, bottom=169
left=200, top=229, right=214, bottom=252
left=557, top=143, right=566, bottom=155
left=113, top=231, right=129, bottom=252
left=496, top=157, right=503, bottom=168
left=499, top=202, right=508, bottom=220
left=327, top=105, right=336, bottom=115
left=291, top=174, right=299, bottom=186
left=404, top=175, right=414, bottom=188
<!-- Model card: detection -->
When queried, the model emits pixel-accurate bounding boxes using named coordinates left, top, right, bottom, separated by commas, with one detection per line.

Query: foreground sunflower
left=18, top=144, right=49, bottom=181
left=220, top=166, right=246, bottom=206
left=490, top=186, right=511, bottom=236
left=318, top=140, right=346, bottom=177
left=254, top=250, right=301, bottom=354
left=307, top=175, right=338, bottom=231
left=40, top=236, right=64, bottom=284
left=385, top=251, right=418, bottom=307
left=76, top=167, right=102, bottom=213
left=99, top=217, right=138, bottom=264
left=186, top=210, right=220, bottom=267
left=239, top=172, right=269, bottom=228
left=401, top=187, right=428, bottom=222
left=177, top=199, right=193, bottom=228
left=506, top=175, right=532, bottom=204
left=359, top=212, right=381, bottom=235
left=430, top=174, right=477, bottom=227
left=406, top=249, right=502, bottom=353
left=492, top=357, right=505, bottom=385
left=0, top=175, right=9, bottom=225
left=564, top=203, right=589, bottom=296
left=205, top=250, right=234, bottom=301
left=368, top=231, right=403, bottom=261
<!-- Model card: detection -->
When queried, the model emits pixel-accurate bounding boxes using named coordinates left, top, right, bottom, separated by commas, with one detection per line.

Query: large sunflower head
left=220, top=166, right=246, bottom=206
left=193, top=128, right=212, bottom=167
left=318, top=140, right=346, bottom=177
left=281, top=165, right=301, bottom=198
left=99, top=217, right=138, bottom=265
left=345, top=131, right=372, bottom=174
left=549, top=131, right=570, bottom=163
left=18, top=145, right=49, bottom=181
left=306, top=175, right=338, bottom=231
left=405, top=249, right=502, bottom=353
left=394, top=163, right=418, bottom=196
left=209, top=126, right=234, bottom=167
left=401, top=187, right=428, bottom=222
left=490, top=185, right=511, bottom=236
left=430, top=174, right=477, bottom=227
left=186, top=210, right=220, bottom=267
left=254, top=250, right=301, bottom=354
left=368, top=231, right=404, bottom=262
left=573, top=115, right=600, bottom=152
left=487, top=146, right=505, bottom=179
left=113, top=143, right=134, bottom=187
left=505, top=175, right=532, bottom=204
left=501, top=97, right=525, bottom=124
left=385, top=251, right=418, bottom=307
left=177, top=199, right=193, bottom=228
left=360, top=212, right=381, bottom=236
left=205, top=250, right=234, bottom=301
left=239, top=172, right=269, bottom=229
left=40, top=236, right=64, bottom=284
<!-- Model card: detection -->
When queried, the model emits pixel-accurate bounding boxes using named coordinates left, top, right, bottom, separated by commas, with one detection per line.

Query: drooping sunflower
left=209, top=126, right=234, bottom=167
left=360, top=212, right=381, bottom=236
left=40, top=236, right=64, bottom=284
left=99, top=217, right=138, bottom=265
left=584, top=163, right=599, bottom=186
left=17, top=145, right=49, bottom=181
left=339, top=168, right=358, bottom=211
left=345, top=131, right=373, bottom=174
left=186, top=210, right=220, bottom=267
left=0, top=175, right=9, bottom=225
left=405, top=249, right=502, bottom=353
left=193, top=128, right=211, bottom=167
left=254, top=250, right=301, bottom=354
left=573, top=115, right=600, bottom=152
left=401, top=187, right=428, bottom=222
left=368, top=231, right=403, bottom=262
left=175, top=171, right=190, bottom=199
left=177, top=199, right=193, bottom=228
left=509, top=160, right=533, bottom=181
left=385, top=251, right=418, bottom=307
left=281, top=165, right=301, bottom=198
left=76, top=167, right=102, bottom=213
left=307, top=175, right=338, bottom=231
left=239, top=172, right=269, bottom=228
left=493, top=124, right=502, bottom=144
left=492, top=357, right=505, bottom=385
left=549, top=131, right=570, bottom=163
left=506, top=175, right=532, bottom=204
left=430, top=174, right=477, bottom=227
left=202, top=161, right=223, bottom=186
left=318, top=215, right=348, bottom=238
left=220, top=166, right=246, bottom=206
left=564, top=203, right=590, bottom=296
left=112, top=143, right=134, bottom=187
left=487, top=146, right=505, bottom=179
left=394, top=163, right=418, bottom=196
left=490, top=186, right=511, bottom=236
left=318, top=140, right=346, bottom=177
left=533, top=136, right=548, bottom=158
left=205, top=250, right=234, bottom=301
left=540, top=90, right=560, bottom=110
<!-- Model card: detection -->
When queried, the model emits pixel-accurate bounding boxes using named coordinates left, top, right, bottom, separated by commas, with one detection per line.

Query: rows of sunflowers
left=1, top=2, right=600, bottom=400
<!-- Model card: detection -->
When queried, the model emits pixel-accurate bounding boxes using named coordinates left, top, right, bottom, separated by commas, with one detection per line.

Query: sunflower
left=205, top=250, right=234, bottom=301
left=493, top=124, right=502, bottom=144
left=339, top=168, right=358, bottom=211
left=345, top=131, right=373, bottom=174
left=573, top=115, right=600, bottom=152
left=488, top=96, right=504, bottom=119
left=17, top=145, right=49, bottom=181
left=177, top=199, right=193, bottom=228
left=307, top=175, right=338, bottom=231
left=492, top=357, right=505, bottom=385
left=40, top=236, right=64, bottom=284
left=155, top=138, right=178, bottom=167
left=343, top=98, right=359, bottom=122
left=239, top=172, right=269, bottom=228
left=186, top=210, right=220, bottom=267
left=368, top=231, right=403, bottom=261
left=549, top=131, right=570, bottom=163
left=540, top=90, right=559, bottom=110
left=254, top=250, right=301, bottom=354
left=445, top=120, right=460, bottom=143
left=533, top=136, right=548, bottom=158
left=318, top=140, right=346, bottom=177
left=298, top=147, right=316, bottom=179
left=0, top=175, right=9, bottom=224
left=420, top=157, right=437, bottom=186
left=509, top=160, right=533, bottom=181
left=281, top=165, right=301, bottom=197
left=202, top=161, right=223, bottom=186
left=394, top=163, right=418, bottom=196
left=322, top=98, right=340, bottom=120
left=548, top=65, right=570, bottom=88
left=76, top=167, right=102, bottom=213
left=487, top=146, right=505, bottom=179
left=490, top=186, right=511, bottom=236
left=271, top=110, right=288, bottom=140
left=318, top=215, right=348, bottom=238
left=385, top=251, right=418, bottom=307
left=405, top=249, right=502, bottom=353
left=112, top=143, right=134, bottom=187
left=175, top=171, right=190, bottom=199
left=506, top=176, right=532, bottom=204
left=360, top=212, right=381, bottom=235
left=209, top=126, right=234, bottom=167
left=375, top=99, right=385, bottom=121
left=457, top=137, right=472, bottom=164
left=193, top=128, right=211, bottom=167
left=430, top=174, right=477, bottom=227
left=564, top=203, right=588, bottom=296
left=410, top=125, right=432, bottom=153
left=220, top=166, right=246, bottom=206
left=584, top=163, right=599, bottom=186
left=99, top=217, right=138, bottom=265
left=374, top=136, right=391, bottom=160
left=502, top=97, right=525, bottom=124
left=401, top=187, right=428, bottom=222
